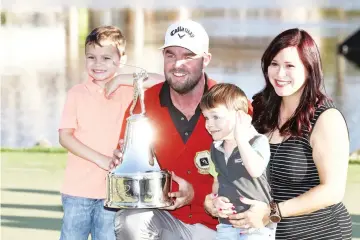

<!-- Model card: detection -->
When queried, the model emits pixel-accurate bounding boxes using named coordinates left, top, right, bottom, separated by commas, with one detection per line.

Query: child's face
left=85, top=42, right=121, bottom=82
left=202, top=104, right=236, bottom=141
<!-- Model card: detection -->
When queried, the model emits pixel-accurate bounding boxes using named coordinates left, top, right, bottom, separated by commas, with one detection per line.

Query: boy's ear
left=120, top=54, right=127, bottom=65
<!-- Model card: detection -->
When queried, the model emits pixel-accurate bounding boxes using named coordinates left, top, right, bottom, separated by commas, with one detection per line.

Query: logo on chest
left=234, top=158, right=243, bottom=165
left=194, top=150, right=211, bottom=174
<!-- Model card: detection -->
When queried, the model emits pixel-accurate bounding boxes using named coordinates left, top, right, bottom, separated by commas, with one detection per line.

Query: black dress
left=269, top=100, right=352, bottom=239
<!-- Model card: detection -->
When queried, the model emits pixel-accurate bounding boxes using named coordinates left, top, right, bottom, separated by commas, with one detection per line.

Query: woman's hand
left=228, top=197, right=270, bottom=230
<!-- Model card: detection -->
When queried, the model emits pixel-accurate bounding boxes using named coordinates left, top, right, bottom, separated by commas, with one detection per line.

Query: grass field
left=1, top=151, right=359, bottom=239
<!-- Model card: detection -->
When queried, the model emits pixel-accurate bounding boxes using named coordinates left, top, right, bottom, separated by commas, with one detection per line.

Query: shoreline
left=1, top=147, right=359, bottom=163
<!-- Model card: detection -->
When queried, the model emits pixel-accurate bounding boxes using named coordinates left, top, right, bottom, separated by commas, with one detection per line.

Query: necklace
left=268, top=130, right=286, bottom=185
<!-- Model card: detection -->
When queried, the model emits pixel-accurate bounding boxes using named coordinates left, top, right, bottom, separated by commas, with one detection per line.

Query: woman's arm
left=278, top=108, right=349, bottom=217
left=228, top=108, right=349, bottom=228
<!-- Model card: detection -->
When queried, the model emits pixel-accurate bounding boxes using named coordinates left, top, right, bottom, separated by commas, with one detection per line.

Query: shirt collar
left=159, top=73, right=210, bottom=107
left=213, top=140, right=225, bottom=153
left=84, top=77, right=104, bottom=93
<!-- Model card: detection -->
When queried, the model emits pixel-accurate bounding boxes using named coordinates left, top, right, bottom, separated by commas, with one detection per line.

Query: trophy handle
left=129, top=70, right=148, bottom=115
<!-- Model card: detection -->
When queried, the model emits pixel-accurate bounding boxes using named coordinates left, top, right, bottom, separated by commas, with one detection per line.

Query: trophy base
left=105, top=170, right=173, bottom=209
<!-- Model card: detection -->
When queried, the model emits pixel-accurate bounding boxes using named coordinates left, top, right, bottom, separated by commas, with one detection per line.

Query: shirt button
left=189, top=214, right=192, bottom=218
left=181, top=117, right=185, bottom=120
left=185, top=132, right=188, bottom=136
left=187, top=170, right=191, bottom=174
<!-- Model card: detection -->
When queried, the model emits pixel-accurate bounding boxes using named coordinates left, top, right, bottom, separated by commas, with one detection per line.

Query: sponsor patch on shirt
left=194, top=150, right=211, bottom=174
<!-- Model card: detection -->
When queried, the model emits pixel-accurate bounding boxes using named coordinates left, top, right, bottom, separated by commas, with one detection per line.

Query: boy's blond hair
left=200, top=83, right=248, bottom=112
left=85, top=26, right=126, bottom=56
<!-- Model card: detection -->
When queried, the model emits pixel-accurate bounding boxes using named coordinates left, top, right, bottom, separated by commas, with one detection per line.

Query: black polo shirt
left=159, top=75, right=209, bottom=143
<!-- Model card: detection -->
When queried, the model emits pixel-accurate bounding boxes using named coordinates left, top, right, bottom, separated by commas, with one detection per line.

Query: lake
left=1, top=2, right=359, bottom=152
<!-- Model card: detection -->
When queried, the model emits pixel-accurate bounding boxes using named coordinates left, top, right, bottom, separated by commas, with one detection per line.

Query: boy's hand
left=234, top=110, right=253, bottom=143
left=109, top=140, right=124, bottom=169
left=204, top=193, right=219, bottom=217
left=96, top=155, right=113, bottom=171
left=212, top=195, right=236, bottom=218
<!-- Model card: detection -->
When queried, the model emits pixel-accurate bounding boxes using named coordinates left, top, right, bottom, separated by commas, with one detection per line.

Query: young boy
left=58, top=26, right=134, bottom=240
left=200, top=83, right=276, bottom=240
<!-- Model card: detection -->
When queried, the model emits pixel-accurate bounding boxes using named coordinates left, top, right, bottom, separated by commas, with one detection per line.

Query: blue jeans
left=216, top=223, right=276, bottom=240
left=60, top=194, right=116, bottom=240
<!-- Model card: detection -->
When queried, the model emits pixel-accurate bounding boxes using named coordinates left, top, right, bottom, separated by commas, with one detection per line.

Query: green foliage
left=1, top=12, right=6, bottom=25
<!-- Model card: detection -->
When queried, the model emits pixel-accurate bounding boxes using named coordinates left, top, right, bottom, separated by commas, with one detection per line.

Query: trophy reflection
left=105, top=70, right=173, bottom=208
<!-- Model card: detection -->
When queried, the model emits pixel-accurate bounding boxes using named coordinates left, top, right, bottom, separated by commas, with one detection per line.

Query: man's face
left=163, top=46, right=204, bottom=94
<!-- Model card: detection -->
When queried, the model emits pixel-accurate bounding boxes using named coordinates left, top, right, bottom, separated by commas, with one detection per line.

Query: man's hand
left=162, top=172, right=194, bottom=210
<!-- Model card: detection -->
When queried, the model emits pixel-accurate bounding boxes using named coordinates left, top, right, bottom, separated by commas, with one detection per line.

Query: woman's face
left=267, top=47, right=308, bottom=97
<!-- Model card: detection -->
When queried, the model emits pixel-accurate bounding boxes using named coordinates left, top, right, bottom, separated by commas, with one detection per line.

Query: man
left=110, top=19, right=217, bottom=240
left=110, top=19, right=252, bottom=240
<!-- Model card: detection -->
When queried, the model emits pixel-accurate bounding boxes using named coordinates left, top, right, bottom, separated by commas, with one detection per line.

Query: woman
left=204, top=28, right=352, bottom=239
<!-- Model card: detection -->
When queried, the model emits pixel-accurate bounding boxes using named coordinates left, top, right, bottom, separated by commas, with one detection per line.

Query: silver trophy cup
left=105, top=70, right=173, bottom=208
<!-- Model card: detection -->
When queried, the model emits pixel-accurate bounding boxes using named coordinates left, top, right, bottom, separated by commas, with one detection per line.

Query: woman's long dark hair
left=252, top=28, right=328, bottom=137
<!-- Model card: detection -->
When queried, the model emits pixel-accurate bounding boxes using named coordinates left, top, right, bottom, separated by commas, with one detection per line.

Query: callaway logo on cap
left=159, top=20, right=209, bottom=55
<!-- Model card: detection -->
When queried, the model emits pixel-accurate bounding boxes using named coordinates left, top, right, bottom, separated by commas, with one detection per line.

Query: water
left=1, top=3, right=359, bottom=152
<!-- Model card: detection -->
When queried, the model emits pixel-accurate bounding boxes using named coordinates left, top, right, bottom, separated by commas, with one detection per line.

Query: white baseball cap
left=159, top=20, right=209, bottom=55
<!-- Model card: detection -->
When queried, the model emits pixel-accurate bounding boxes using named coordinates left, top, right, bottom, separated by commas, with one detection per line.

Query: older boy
left=59, top=26, right=133, bottom=240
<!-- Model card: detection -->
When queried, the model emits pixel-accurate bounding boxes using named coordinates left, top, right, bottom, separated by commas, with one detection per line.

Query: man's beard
left=165, top=66, right=203, bottom=95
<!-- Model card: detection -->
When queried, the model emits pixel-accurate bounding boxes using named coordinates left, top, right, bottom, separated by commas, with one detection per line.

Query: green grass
left=347, top=164, right=360, bottom=183
left=1, top=151, right=67, bottom=170
left=0, top=149, right=359, bottom=239
left=1, top=147, right=67, bottom=153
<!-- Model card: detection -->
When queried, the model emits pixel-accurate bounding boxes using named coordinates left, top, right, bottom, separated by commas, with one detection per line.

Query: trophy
left=105, top=70, right=173, bottom=209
